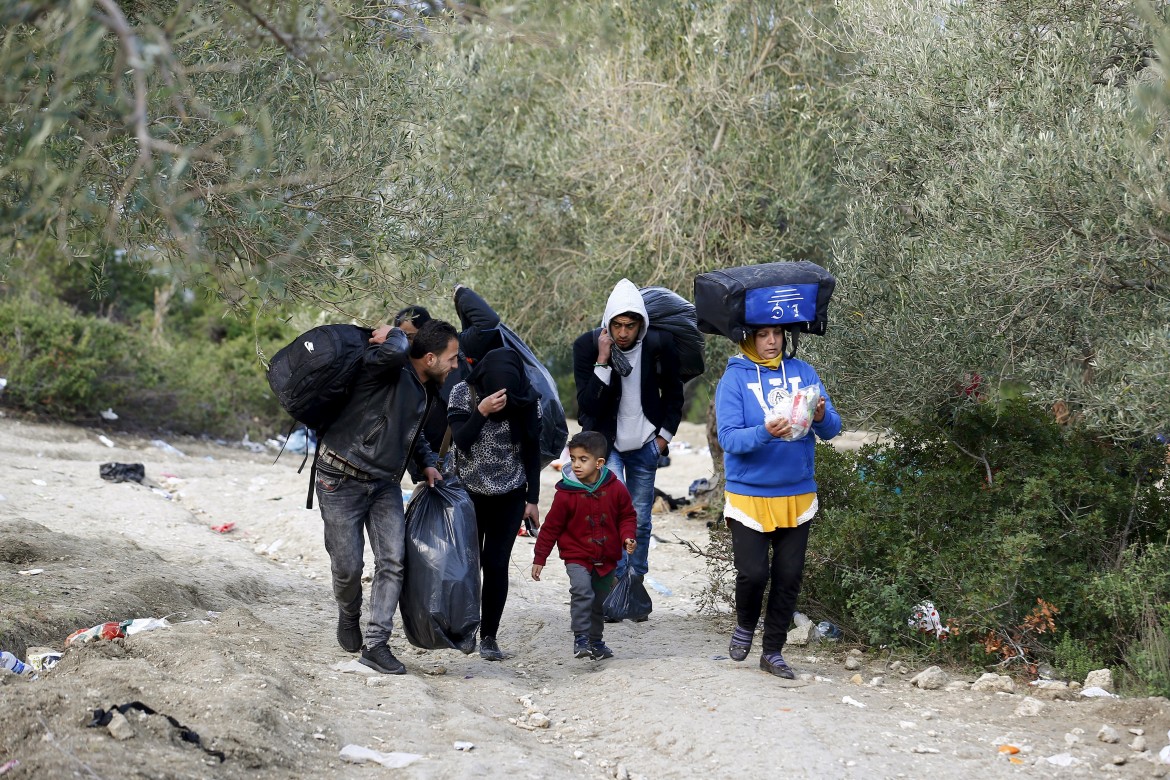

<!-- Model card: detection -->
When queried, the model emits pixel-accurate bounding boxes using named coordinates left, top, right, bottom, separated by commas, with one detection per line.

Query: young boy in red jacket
left=531, top=431, right=637, bottom=660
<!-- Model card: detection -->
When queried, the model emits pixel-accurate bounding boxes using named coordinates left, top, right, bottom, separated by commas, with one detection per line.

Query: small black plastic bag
left=602, top=571, right=653, bottom=622
left=400, top=478, right=481, bottom=653
left=99, top=462, right=145, bottom=484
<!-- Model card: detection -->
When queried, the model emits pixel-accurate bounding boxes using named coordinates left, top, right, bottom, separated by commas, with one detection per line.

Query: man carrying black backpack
left=316, top=318, right=461, bottom=675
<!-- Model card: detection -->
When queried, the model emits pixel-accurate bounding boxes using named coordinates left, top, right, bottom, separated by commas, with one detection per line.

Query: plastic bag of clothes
left=640, top=286, right=706, bottom=383
left=400, top=479, right=481, bottom=653
left=602, top=571, right=653, bottom=622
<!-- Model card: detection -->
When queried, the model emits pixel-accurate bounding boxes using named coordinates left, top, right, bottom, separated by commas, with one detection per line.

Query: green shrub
left=1052, top=632, right=1103, bottom=684
left=801, top=400, right=1169, bottom=671
left=0, top=295, right=293, bottom=438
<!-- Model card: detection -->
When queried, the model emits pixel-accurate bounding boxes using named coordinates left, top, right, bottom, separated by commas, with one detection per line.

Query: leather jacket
left=321, top=329, right=438, bottom=481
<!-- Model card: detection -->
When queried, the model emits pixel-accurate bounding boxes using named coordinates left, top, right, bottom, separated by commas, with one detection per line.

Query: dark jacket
left=572, top=327, right=685, bottom=452
left=533, top=469, right=637, bottom=577
left=321, top=329, right=438, bottom=481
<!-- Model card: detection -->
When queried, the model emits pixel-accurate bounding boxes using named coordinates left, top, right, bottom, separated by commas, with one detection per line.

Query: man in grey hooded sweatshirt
left=572, top=279, right=685, bottom=609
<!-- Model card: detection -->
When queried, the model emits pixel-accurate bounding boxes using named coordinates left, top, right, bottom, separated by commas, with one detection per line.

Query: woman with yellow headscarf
left=714, top=324, right=842, bottom=679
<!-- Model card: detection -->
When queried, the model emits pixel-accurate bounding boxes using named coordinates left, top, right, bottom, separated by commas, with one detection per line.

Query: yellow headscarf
left=739, top=335, right=784, bottom=370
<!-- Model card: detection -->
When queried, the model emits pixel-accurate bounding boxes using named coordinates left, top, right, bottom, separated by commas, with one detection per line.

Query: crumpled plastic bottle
left=816, top=621, right=843, bottom=640
left=1, top=651, right=30, bottom=676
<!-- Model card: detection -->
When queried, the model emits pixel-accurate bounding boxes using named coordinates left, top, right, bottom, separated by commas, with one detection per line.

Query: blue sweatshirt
left=715, top=354, right=842, bottom=498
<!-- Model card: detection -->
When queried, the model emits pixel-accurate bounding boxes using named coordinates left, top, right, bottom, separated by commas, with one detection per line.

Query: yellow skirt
left=724, top=491, right=818, bottom=533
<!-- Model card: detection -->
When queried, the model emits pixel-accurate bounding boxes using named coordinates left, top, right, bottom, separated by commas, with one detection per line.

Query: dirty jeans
left=607, top=438, right=658, bottom=579
left=565, top=564, right=616, bottom=642
left=315, top=464, right=406, bottom=649
left=729, top=518, right=811, bottom=654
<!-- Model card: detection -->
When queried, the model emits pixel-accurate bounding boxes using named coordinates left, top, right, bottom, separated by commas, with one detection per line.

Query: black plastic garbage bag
left=99, top=462, right=145, bottom=484
left=401, top=478, right=481, bottom=653
left=602, top=571, right=653, bottom=622
left=640, top=286, right=706, bottom=383
left=499, top=323, right=569, bottom=467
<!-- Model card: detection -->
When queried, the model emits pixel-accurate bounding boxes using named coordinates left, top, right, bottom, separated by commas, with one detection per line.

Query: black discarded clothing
left=99, top=463, right=145, bottom=484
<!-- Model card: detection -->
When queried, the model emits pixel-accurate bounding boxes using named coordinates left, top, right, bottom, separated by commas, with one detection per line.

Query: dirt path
left=1, top=417, right=1167, bottom=779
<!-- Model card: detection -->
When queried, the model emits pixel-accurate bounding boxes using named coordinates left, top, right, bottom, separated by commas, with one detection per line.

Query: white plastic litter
left=100, top=408, right=119, bottom=421
left=124, top=617, right=171, bottom=636
left=644, top=576, right=673, bottom=596
left=1079, top=686, right=1119, bottom=699
left=908, top=601, right=950, bottom=639
left=453, top=742, right=475, bottom=751
left=841, top=696, right=866, bottom=708
left=1045, top=753, right=1078, bottom=767
left=17, top=569, right=43, bottom=576
left=151, top=439, right=186, bottom=457
left=339, top=745, right=423, bottom=768
left=1159, top=731, right=1170, bottom=765
left=98, top=435, right=115, bottom=448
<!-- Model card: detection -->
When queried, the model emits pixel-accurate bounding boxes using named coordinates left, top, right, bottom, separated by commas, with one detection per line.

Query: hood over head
left=601, top=279, right=649, bottom=347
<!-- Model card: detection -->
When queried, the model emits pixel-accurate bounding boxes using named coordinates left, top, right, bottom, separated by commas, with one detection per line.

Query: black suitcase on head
left=694, top=261, right=836, bottom=342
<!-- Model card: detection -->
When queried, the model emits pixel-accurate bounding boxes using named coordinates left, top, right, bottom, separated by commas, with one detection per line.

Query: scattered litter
left=339, top=745, right=423, bottom=768
left=151, top=488, right=173, bottom=500
left=257, top=538, right=285, bottom=556
left=31, top=479, right=47, bottom=487
left=0, top=378, right=6, bottom=396
left=285, top=427, right=316, bottom=455
left=98, top=435, right=115, bottom=448
left=816, top=621, right=842, bottom=640
left=100, top=463, right=144, bottom=484
left=65, top=617, right=171, bottom=647
left=211, top=522, right=236, bottom=534
left=26, top=647, right=62, bottom=671
left=88, top=702, right=224, bottom=762
left=841, top=696, right=866, bottom=708
left=453, top=741, right=475, bottom=751
left=17, top=569, right=43, bottom=576
left=792, top=612, right=811, bottom=627
left=99, top=408, right=118, bottom=421
left=908, top=601, right=950, bottom=639
left=1159, top=731, right=1170, bottom=764
left=711, top=655, right=729, bottom=661
left=0, top=759, right=19, bottom=775
left=150, top=439, right=186, bottom=457
left=644, top=576, right=672, bottom=596
left=239, top=434, right=265, bottom=454
left=1079, top=686, right=1118, bottom=699
left=331, top=659, right=377, bottom=675
left=1045, top=753, right=1079, bottom=767
left=911, top=746, right=940, bottom=754
left=998, top=745, right=1020, bottom=755
left=688, top=478, right=712, bottom=495
left=1, top=651, right=31, bottom=676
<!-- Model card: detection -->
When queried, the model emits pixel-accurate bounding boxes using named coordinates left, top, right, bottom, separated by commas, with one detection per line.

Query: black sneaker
left=360, top=643, right=406, bottom=675
left=573, top=634, right=591, bottom=659
left=479, top=636, right=508, bottom=661
left=589, top=640, right=614, bottom=660
left=759, top=651, right=795, bottom=679
left=337, top=610, right=362, bottom=653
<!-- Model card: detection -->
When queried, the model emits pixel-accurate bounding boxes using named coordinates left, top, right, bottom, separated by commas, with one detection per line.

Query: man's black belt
left=317, top=446, right=374, bottom=480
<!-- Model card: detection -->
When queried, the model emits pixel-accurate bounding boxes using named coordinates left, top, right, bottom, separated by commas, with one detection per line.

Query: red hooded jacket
left=533, top=469, right=637, bottom=576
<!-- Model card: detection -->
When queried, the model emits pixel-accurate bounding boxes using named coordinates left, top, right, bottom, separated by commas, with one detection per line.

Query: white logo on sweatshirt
left=304, top=341, right=315, bottom=353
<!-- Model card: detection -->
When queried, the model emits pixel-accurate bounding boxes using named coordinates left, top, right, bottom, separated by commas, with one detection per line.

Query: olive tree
left=0, top=1, right=478, bottom=318
left=824, top=0, right=1170, bottom=438
left=439, top=0, right=847, bottom=351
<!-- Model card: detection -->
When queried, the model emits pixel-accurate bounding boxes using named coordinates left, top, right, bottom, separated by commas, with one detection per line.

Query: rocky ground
left=1, top=416, right=1168, bottom=779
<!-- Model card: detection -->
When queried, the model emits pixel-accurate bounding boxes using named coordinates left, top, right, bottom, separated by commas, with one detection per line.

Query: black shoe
left=337, top=610, right=362, bottom=653
left=729, top=628, right=753, bottom=662
left=589, top=640, right=614, bottom=660
left=760, top=651, right=795, bottom=679
left=360, top=643, right=406, bottom=675
left=479, top=636, right=508, bottom=661
left=633, top=614, right=649, bottom=623
left=604, top=615, right=620, bottom=623
left=573, top=634, right=591, bottom=659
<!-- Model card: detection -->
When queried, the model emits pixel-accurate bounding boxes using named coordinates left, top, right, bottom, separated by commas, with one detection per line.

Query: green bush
left=801, top=400, right=1170, bottom=672
left=0, top=296, right=293, bottom=438
left=0, top=297, right=146, bottom=417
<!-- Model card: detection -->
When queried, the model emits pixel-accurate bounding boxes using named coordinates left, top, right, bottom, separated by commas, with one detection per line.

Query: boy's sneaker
left=589, top=640, right=614, bottom=660
left=360, top=643, right=406, bottom=675
left=337, top=609, right=362, bottom=653
left=573, top=634, right=591, bottom=659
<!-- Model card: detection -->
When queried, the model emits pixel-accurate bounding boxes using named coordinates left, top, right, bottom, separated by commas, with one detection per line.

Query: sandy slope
left=0, top=416, right=1167, bottom=779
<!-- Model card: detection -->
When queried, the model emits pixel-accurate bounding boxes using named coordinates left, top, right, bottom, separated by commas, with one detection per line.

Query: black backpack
left=266, top=324, right=372, bottom=432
